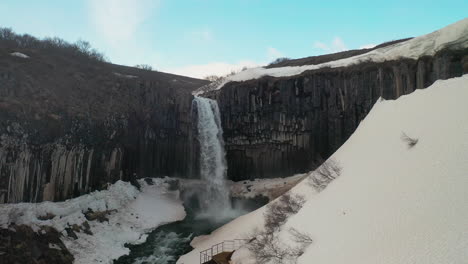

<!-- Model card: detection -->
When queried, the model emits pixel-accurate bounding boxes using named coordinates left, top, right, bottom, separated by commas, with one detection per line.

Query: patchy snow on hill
left=10, top=51, right=30, bottom=58
left=0, top=179, right=185, bottom=264
left=196, top=18, right=468, bottom=94
left=180, top=74, right=468, bottom=264
left=113, top=72, right=138, bottom=79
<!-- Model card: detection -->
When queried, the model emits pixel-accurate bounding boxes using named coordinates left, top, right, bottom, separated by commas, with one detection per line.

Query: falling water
left=116, top=101, right=264, bottom=262
left=192, top=96, right=231, bottom=218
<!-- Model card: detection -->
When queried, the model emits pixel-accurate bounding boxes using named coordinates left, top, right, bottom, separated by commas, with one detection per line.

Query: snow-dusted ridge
left=195, top=18, right=468, bottom=95
left=0, top=179, right=185, bottom=264
left=180, top=74, right=468, bottom=264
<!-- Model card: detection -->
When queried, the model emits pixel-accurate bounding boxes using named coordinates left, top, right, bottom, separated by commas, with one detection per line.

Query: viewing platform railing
left=199, top=239, right=249, bottom=263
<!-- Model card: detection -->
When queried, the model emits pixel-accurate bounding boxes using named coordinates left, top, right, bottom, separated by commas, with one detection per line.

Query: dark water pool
left=114, top=197, right=267, bottom=264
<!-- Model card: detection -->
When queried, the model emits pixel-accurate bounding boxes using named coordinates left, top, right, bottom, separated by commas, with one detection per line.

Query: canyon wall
left=212, top=49, right=468, bottom=180
left=2, top=44, right=467, bottom=203
left=0, top=49, right=206, bottom=203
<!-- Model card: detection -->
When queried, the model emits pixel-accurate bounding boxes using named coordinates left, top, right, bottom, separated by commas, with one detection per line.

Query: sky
left=0, top=0, right=467, bottom=79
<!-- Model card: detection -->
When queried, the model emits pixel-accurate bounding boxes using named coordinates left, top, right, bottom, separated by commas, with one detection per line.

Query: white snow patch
left=197, top=18, right=468, bottom=94
left=0, top=179, right=185, bottom=264
left=113, top=72, right=138, bottom=79
left=360, top=43, right=377, bottom=49
left=10, top=52, right=30, bottom=58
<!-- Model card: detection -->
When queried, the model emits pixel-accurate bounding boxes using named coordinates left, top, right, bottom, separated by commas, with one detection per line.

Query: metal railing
left=199, top=239, right=249, bottom=263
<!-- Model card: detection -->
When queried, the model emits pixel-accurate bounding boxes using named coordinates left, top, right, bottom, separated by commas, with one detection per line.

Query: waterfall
left=192, top=96, right=231, bottom=217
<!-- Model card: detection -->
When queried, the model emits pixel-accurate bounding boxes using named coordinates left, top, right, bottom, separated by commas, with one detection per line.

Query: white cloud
left=332, top=37, right=347, bottom=51
left=87, top=0, right=157, bottom=45
left=313, top=41, right=330, bottom=51
left=313, top=37, right=348, bottom=53
left=164, top=60, right=264, bottom=79
left=86, top=0, right=161, bottom=67
left=267, top=47, right=283, bottom=60
left=359, top=43, right=377, bottom=49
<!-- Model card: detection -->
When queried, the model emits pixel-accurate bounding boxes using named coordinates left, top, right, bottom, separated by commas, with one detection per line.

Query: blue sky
left=1, top=0, right=466, bottom=78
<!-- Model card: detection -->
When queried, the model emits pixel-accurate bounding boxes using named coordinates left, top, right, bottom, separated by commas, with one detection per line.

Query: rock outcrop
left=0, top=224, right=74, bottom=264
left=212, top=48, right=468, bottom=180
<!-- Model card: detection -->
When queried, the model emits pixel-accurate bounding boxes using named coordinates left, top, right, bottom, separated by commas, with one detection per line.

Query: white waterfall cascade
left=193, top=96, right=231, bottom=218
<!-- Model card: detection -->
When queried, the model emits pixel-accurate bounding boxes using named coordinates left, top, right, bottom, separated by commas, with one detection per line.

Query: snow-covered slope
left=286, top=74, right=468, bottom=264
left=196, top=18, right=468, bottom=94
left=181, top=74, right=468, bottom=264
left=0, top=179, right=185, bottom=264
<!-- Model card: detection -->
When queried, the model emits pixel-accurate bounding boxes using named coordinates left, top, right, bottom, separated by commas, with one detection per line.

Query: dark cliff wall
left=0, top=47, right=207, bottom=203
left=2, top=43, right=467, bottom=203
left=213, top=48, right=468, bottom=181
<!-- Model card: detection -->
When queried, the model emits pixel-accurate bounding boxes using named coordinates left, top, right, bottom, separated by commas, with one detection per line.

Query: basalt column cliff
left=2, top=21, right=468, bottom=202
left=212, top=48, right=468, bottom=180
left=0, top=48, right=208, bottom=203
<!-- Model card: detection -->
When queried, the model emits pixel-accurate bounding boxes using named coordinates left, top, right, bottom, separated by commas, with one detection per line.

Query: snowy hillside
left=195, top=18, right=468, bottom=95
left=180, top=74, right=468, bottom=264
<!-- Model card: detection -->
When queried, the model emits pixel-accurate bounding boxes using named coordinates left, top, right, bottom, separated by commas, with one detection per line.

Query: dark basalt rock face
left=212, top=49, right=468, bottom=181
left=0, top=48, right=207, bottom=203
left=1, top=44, right=467, bottom=203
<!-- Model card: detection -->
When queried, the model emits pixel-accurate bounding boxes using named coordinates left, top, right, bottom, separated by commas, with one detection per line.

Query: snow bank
left=0, top=179, right=186, bottom=264
left=10, top=52, right=30, bottom=58
left=199, top=18, right=468, bottom=94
